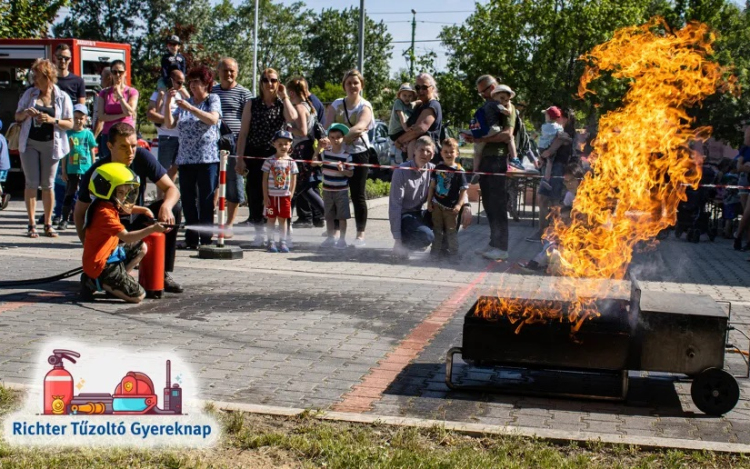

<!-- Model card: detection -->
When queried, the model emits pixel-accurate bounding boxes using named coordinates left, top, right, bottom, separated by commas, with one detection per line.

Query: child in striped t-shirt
left=314, top=123, right=353, bottom=249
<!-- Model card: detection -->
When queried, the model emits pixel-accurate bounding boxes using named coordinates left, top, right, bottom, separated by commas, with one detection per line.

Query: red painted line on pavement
left=333, top=262, right=496, bottom=413
left=0, top=302, right=28, bottom=314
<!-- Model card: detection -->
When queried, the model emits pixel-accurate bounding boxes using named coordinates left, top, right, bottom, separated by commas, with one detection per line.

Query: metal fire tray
left=446, top=281, right=745, bottom=415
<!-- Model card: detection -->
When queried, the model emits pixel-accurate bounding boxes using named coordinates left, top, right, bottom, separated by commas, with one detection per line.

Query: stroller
left=674, top=165, right=718, bottom=243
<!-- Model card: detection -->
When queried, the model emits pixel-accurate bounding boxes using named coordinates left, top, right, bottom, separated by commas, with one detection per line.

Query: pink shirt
left=98, top=86, right=139, bottom=134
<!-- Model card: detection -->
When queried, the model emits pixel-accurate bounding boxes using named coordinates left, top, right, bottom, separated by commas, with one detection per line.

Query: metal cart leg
left=445, top=347, right=461, bottom=390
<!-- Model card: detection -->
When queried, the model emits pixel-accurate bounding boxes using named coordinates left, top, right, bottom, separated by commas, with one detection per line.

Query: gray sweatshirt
left=389, top=160, right=435, bottom=239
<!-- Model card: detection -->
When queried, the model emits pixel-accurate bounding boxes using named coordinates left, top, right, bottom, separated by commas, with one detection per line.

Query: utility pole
left=252, top=0, right=259, bottom=96
left=410, top=10, right=416, bottom=78
left=358, top=0, right=365, bottom=75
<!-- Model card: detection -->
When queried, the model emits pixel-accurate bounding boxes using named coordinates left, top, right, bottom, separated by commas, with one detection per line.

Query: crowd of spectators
left=9, top=36, right=604, bottom=301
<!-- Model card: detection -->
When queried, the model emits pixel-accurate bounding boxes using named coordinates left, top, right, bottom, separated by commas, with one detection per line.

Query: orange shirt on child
left=82, top=202, right=124, bottom=278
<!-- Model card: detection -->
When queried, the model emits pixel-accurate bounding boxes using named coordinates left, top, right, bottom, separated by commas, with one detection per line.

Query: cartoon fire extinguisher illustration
left=43, top=349, right=80, bottom=415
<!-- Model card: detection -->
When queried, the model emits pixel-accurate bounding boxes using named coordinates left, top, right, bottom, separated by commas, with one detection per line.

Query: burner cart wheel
left=690, top=367, right=740, bottom=416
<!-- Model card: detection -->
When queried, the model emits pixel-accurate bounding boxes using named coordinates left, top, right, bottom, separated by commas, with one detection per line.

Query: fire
left=557, top=18, right=726, bottom=279
left=478, top=19, right=729, bottom=333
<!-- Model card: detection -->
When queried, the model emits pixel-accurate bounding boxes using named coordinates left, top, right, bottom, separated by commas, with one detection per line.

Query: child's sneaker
left=335, top=238, right=347, bottom=250
left=267, top=241, right=278, bottom=253
left=540, top=179, right=553, bottom=191
left=508, top=157, right=524, bottom=171
left=320, top=237, right=336, bottom=248
left=279, top=241, right=290, bottom=253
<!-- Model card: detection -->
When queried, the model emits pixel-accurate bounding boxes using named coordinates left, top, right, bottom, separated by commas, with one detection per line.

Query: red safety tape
left=229, top=154, right=750, bottom=189
left=230, top=154, right=552, bottom=178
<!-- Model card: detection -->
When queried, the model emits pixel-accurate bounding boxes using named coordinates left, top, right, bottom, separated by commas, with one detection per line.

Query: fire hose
left=0, top=220, right=179, bottom=289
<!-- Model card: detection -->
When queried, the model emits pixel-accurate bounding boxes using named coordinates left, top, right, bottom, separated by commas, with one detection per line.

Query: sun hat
left=491, top=84, right=516, bottom=99
left=397, top=83, right=417, bottom=99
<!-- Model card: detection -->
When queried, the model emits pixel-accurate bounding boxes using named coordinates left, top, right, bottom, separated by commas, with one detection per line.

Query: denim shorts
left=157, top=135, right=179, bottom=169
left=224, top=156, right=246, bottom=204
left=538, top=161, right=565, bottom=202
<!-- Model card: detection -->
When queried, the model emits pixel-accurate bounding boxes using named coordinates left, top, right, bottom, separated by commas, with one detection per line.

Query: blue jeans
left=54, top=182, right=66, bottom=218
left=179, top=163, right=219, bottom=246
left=538, top=161, right=565, bottom=202
left=401, top=211, right=434, bottom=250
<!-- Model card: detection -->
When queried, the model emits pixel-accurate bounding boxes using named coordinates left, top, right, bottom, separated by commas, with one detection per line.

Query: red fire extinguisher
left=139, top=232, right=165, bottom=299
left=43, top=349, right=80, bottom=415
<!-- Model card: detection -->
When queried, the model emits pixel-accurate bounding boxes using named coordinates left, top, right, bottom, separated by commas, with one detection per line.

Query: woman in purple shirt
left=96, top=60, right=138, bottom=158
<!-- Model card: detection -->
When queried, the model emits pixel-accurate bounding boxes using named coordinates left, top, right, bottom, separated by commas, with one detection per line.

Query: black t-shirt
left=78, top=147, right=167, bottom=205
left=406, top=99, right=442, bottom=143
left=431, top=164, right=469, bottom=208
left=554, top=123, right=576, bottom=165
left=57, top=73, right=86, bottom=103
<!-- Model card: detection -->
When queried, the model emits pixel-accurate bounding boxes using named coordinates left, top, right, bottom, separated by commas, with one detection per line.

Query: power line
left=369, top=10, right=474, bottom=15
left=392, top=39, right=442, bottom=44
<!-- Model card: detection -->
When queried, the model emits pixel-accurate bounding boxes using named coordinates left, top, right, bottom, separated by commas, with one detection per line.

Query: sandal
left=44, top=224, right=59, bottom=238
left=27, top=224, right=39, bottom=238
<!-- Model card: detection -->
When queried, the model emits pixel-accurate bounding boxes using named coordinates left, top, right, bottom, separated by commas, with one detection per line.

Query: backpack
left=513, top=108, right=538, bottom=163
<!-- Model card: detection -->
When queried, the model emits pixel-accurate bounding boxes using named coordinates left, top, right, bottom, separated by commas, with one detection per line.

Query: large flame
left=556, top=18, right=726, bottom=279
left=477, top=19, right=729, bottom=333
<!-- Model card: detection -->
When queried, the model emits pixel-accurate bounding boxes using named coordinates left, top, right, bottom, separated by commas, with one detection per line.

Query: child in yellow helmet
left=81, top=162, right=166, bottom=302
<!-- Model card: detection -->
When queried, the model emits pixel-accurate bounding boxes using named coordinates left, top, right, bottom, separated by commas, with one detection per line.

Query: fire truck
left=0, top=39, right=131, bottom=187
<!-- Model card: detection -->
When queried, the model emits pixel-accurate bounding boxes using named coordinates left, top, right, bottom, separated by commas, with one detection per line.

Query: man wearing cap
left=159, top=36, right=186, bottom=91
left=388, top=83, right=418, bottom=164
left=74, top=122, right=184, bottom=293
left=465, top=74, right=515, bottom=261
left=54, top=44, right=86, bottom=106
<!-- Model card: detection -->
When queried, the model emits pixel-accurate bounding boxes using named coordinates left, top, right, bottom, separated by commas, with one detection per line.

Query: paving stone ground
left=0, top=194, right=749, bottom=447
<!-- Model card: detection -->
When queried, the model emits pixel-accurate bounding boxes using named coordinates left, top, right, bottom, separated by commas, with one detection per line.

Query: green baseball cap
left=328, top=123, right=349, bottom=136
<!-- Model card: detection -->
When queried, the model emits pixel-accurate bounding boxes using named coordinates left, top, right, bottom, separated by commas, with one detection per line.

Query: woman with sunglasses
left=395, top=73, right=443, bottom=161
left=96, top=59, right=139, bottom=158
left=164, top=65, right=223, bottom=249
left=322, top=69, right=374, bottom=246
left=14, top=58, right=74, bottom=238
left=236, top=68, right=298, bottom=247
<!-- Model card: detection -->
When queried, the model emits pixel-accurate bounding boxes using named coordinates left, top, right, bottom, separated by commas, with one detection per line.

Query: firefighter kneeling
left=80, top=163, right=166, bottom=303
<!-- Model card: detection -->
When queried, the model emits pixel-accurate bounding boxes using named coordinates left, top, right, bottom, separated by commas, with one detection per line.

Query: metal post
left=410, top=10, right=416, bottom=78
left=252, top=0, right=259, bottom=96
left=217, top=151, right=228, bottom=248
left=358, top=0, right=365, bottom=75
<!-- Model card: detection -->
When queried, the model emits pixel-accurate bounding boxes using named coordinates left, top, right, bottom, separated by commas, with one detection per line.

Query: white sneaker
left=335, top=238, right=348, bottom=250
left=352, top=238, right=366, bottom=247
left=320, top=237, right=336, bottom=248
left=251, top=235, right=265, bottom=248
left=286, top=238, right=294, bottom=249
left=482, top=248, right=509, bottom=261
left=474, top=244, right=492, bottom=255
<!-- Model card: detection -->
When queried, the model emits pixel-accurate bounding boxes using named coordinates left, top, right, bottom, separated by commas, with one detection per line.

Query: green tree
left=439, top=0, right=658, bottom=127
left=198, top=0, right=312, bottom=88
left=304, top=7, right=393, bottom=98
left=1, top=0, right=69, bottom=39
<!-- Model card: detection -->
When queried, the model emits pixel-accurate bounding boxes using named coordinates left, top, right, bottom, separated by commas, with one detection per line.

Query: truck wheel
left=691, top=368, right=739, bottom=416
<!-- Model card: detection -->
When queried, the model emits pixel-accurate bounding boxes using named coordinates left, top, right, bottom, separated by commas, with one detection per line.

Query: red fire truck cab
left=0, top=39, right=131, bottom=186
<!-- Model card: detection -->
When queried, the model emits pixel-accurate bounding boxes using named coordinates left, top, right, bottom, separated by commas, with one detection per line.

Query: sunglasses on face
left=56, top=55, right=71, bottom=62
left=480, top=82, right=495, bottom=94
left=414, top=85, right=430, bottom=91
left=111, top=70, right=125, bottom=75
left=261, top=77, right=279, bottom=84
